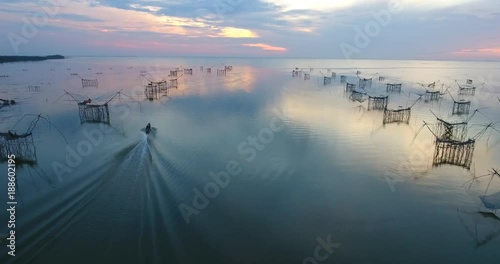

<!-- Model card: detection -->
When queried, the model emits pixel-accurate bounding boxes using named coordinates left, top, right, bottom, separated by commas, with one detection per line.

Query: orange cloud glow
left=218, top=27, right=259, bottom=38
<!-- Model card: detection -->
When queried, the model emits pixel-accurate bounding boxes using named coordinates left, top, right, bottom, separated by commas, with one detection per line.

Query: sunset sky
left=0, top=0, right=498, bottom=60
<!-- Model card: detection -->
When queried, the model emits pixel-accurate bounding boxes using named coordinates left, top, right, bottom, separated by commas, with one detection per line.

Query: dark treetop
left=0, top=55, right=65, bottom=63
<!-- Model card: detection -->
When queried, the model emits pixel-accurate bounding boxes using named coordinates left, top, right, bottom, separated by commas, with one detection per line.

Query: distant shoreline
left=0, top=55, right=65, bottom=64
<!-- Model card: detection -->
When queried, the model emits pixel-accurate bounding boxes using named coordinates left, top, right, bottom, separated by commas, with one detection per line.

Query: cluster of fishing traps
left=293, top=67, right=499, bottom=172
left=292, top=67, right=500, bottom=229
left=1, top=62, right=238, bottom=168
left=0, top=115, right=66, bottom=165
left=143, top=64, right=232, bottom=100
left=414, top=110, right=498, bottom=170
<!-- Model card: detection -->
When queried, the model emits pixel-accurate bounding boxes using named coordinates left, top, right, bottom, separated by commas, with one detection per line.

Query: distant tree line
left=0, top=55, right=64, bottom=63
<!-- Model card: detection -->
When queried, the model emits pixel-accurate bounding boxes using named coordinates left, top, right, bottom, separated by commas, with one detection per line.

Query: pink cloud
left=242, top=43, right=287, bottom=52
left=453, top=47, right=500, bottom=57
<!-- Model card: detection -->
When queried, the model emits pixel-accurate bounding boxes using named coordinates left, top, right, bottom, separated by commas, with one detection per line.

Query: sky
left=0, top=0, right=499, bottom=60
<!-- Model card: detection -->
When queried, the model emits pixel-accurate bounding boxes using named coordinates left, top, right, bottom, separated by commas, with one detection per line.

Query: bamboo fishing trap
left=319, top=71, right=331, bottom=85
left=382, top=95, right=421, bottom=125
left=368, top=95, right=388, bottom=110
left=386, top=83, right=402, bottom=93
left=0, top=131, right=36, bottom=164
left=79, top=74, right=99, bottom=88
left=415, top=111, right=499, bottom=170
left=0, top=114, right=67, bottom=164
left=64, top=90, right=121, bottom=124
left=357, top=72, right=377, bottom=89
left=448, top=90, right=472, bottom=115
left=457, top=79, right=478, bottom=96
left=383, top=107, right=411, bottom=125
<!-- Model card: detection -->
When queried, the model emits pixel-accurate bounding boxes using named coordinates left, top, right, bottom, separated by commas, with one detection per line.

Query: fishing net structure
left=416, top=110, right=498, bottom=170
left=453, top=100, right=472, bottom=115
left=458, top=85, right=476, bottom=95
left=292, top=68, right=302, bottom=77
left=0, top=114, right=67, bottom=165
left=383, top=107, right=411, bottom=125
left=418, top=81, right=442, bottom=102
left=448, top=90, right=472, bottom=115
left=433, top=138, right=475, bottom=169
left=340, top=75, right=346, bottom=83
left=331, top=72, right=336, bottom=78
left=140, top=74, right=181, bottom=100
left=169, top=79, right=178, bottom=88
left=206, top=68, right=212, bottom=73
left=217, top=69, right=227, bottom=76
left=458, top=79, right=477, bottom=96
left=356, top=72, right=377, bottom=89
left=359, top=78, right=372, bottom=89
left=28, top=85, right=40, bottom=92
left=435, top=118, right=468, bottom=141
left=349, top=90, right=366, bottom=102
left=304, top=73, right=310, bottom=80
left=386, top=83, right=402, bottom=93
left=320, top=71, right=331, bottom=85
left=368, top=95, right=388, bottom=110
left=65, top=90, right=120, bottom=123
left=379, top=76, right=385, bottom=81
left=345, top=83, right=356, bottom=92
left=184, top=68, right=193, bottom=75
left=224, top=65, right=233, bottom=72
left=458, top=169, right=500, bottom=247
left=0, top=132, right=36, bottom=164
left=152, top=81, right=168, bottom=91
left=169, top=70, right=178, bottom=77
left=425, top=90, right=440, bottom=101
left=81, top=78, right=98, bottom=88
left=479, top=170, right=500, bottom=216
left=383, top=96, right=421, bottom=125
left=78, top=103, right=110, bottom=124
left=144, top=80, right=173, bottom=99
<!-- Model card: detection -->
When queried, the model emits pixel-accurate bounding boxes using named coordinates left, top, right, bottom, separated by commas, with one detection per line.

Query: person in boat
left=82, top=98, right=92, bottom=104
left=145, top=123, right=151, bottom=134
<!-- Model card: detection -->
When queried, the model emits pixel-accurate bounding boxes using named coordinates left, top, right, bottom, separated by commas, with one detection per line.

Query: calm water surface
left=0, top=57, right=499, bottom=263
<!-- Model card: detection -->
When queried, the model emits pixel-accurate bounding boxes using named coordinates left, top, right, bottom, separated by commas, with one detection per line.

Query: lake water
left=0, top=57, right=499, bottom=263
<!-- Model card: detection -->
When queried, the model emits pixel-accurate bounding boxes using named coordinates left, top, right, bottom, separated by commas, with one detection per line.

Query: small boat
left=0, top=98, right=15, bottom=105
left=145, top=123, right=151, bottom=134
